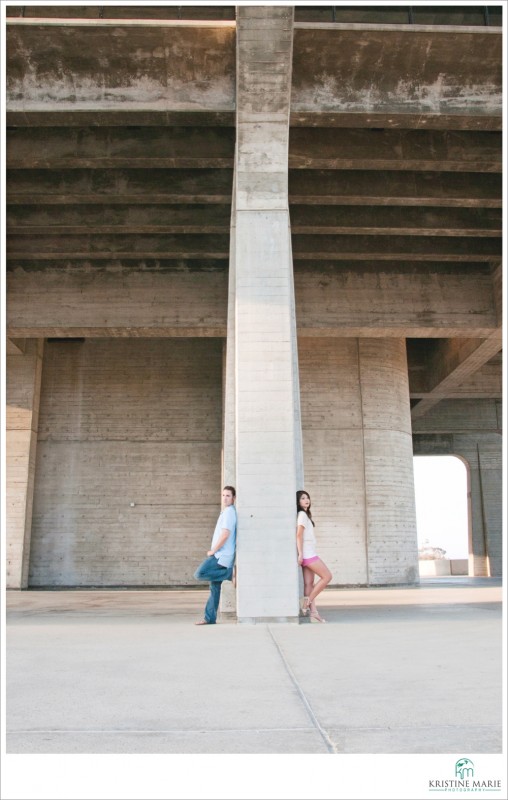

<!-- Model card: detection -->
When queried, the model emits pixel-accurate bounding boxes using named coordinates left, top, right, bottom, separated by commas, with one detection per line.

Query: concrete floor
left=6, top=578, right=503, bottom=754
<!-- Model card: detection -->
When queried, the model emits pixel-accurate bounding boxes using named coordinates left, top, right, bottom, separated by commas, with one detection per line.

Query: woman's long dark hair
left=296, top=490, right=315, bottom=527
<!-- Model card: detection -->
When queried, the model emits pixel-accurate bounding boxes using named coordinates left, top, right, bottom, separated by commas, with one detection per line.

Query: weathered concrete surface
left=6, top=340, right=44, bottom=589
left=289, top=169, right=502, bottom=206
left=299, top=338, right=419, bottom=585
left=231, top=7, right=301, bottom=621
left=288, top=128, right=502, bottom=172
left=28, top=339, right=223, bottom=587
left=411, top=334, right=502, bottom=418
left=7, top=167, right=235, bottom=204
left=6, top=264, right=499, bottom=339
left=4, top=4, right=503, bottom=597
left=409, top=350, right=502, bottom=399
left=6, top=581, right=502, bottom=754
left=7, top=126, right=235, bottom=169
left=411, top=399, right=502, bottom=434
left=6, top=22, right=236, bottom=113
left=291, top=27, right=502, bottom=121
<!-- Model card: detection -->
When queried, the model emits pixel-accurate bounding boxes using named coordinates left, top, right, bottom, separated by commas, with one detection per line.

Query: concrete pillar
left=360, top=340, right=419, bottom=584
left=459, top=434, right=502, bottom=577
left=220, top=326, right=237, bottom=617
left=6, top=339, right=44, bottom=588
left=474, top=438, right=502, bottom=576
left=231, top=6, right=302, bottom=622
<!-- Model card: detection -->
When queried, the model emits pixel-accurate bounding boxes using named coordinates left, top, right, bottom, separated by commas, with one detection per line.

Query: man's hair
left=223, top=485, right=236, bottom=498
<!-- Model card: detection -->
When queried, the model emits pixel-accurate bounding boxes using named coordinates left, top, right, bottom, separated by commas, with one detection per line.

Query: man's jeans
left=194, top=556, right=233, bottom=624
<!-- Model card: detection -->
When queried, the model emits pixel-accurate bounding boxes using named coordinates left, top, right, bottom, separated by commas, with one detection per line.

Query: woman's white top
left=297, top=510, right=317, bottom=559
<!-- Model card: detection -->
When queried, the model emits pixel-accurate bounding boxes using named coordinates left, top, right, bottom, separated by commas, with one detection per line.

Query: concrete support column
left=6, top=339, right=44, bottom=588
left=464, top=435, right=502, bottom=577
left=230, top=6, right=302, bottom=622
left=359, top=339, right=419, bottom=584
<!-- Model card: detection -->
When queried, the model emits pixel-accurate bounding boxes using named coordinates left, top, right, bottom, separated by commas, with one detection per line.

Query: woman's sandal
left=301, top=597, right=311, bottom=615
left=309, top=611, right=326, bottom=623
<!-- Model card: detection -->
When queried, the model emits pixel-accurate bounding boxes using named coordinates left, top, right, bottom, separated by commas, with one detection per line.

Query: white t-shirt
left=297, top=510, right=317, bottom=559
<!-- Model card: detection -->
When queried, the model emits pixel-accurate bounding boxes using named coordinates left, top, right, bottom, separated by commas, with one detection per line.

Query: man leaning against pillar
left=193, top=486, right=237, bottom=625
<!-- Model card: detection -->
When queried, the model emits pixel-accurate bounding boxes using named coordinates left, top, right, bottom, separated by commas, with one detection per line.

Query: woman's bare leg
left=302, top=566, right=315, bottom=609
left=306, top=559, right=332, bottom=619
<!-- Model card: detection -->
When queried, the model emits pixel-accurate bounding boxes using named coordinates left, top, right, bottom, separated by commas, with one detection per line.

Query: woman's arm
left=296, top=524, right=305, bottom=565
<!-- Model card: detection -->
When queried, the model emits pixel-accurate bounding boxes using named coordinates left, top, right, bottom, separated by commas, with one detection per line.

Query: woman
left=296, top=490, right=332, bottom=623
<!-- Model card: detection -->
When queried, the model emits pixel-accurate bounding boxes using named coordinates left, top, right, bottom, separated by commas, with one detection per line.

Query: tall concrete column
left=230, top=6, right=302, bottom=621
left=454, top=434, right=502, bottom=577
left=220, top=263, right=237, bottom=616
left=471, top=438, right=502, bottom=577
left=6, top=339, right=44, bottom=588
left=359, top=340, right=419, bottom=584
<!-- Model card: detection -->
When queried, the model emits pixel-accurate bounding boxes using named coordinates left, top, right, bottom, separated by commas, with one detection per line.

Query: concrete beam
left=6, top=168, right=234, bottom=205
left=7, top=268, right=229, bottom=337
left=7, top=204, right=231, bottom=235
left=292, top=27, right=501, bottom=121
left=7, top=264, right=498, bottom=339
left=291, top=234, right=500, bottom=262
left=6, top=338, right=26, bottom=355
left=290, top=112, right=502, bottom=131
left=289, top=129, right=501, bottom=172
left=410, top=362, right=502, bottom=399
left=289, top=171, right=501, bottom=208
left=289, top=206, right=501, bottom=237
left=8, top=233, right=500, bottom=264
left=6, top=22, right=235, bottom=113
left=7, top=233, right=230, bottom=260
left=411, top=335, right=502, bottom=419
left=7, top=110, right=236, bottom=128
left=8, top=204, right=500, bottom=239
left=7, top=127, right=235, bottom=169
left=7, top=168, right=499, bottom=209
left=412, top=400, right=501, bottom=434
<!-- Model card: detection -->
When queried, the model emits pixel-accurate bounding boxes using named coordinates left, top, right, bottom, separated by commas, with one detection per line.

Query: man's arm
left=207, top=528, right=230, bottom=557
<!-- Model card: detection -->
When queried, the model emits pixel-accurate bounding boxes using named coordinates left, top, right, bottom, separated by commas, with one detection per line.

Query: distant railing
left=295, top=6, right=501, bottom=26
left=12, top=5, right=502, bottom=25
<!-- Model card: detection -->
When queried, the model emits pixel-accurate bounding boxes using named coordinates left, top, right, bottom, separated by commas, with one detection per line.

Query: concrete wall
left=28, top=338, right=222, bottom=586
left=299, top=338, right=419, bottom=585
left=299, top=338, right=367, bottom=583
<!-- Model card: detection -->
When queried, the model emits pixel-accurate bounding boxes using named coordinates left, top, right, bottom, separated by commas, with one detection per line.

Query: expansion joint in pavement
left=267, top=626, right=337, bottom=754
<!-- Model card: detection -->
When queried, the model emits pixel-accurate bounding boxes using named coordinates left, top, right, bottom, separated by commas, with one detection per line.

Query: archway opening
left=413, top=455, right=469, bottom=578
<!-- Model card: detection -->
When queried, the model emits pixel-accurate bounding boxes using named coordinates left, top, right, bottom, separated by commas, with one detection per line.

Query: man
left=194, top=486, right=237, bottom=625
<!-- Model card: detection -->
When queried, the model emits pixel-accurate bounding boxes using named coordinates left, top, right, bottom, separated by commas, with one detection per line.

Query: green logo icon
left=455, top=758, right=474, bottom=779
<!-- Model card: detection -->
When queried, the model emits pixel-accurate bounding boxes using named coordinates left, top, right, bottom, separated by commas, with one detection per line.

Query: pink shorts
left=302, top=556, right=319, bottom=566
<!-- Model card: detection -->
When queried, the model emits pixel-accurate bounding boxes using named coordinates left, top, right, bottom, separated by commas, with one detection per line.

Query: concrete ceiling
left=5, top=6, right=503, bottom=419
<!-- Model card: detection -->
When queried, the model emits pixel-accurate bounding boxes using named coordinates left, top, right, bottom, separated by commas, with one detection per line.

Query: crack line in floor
left=267, top=625, right=337, bottom=754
